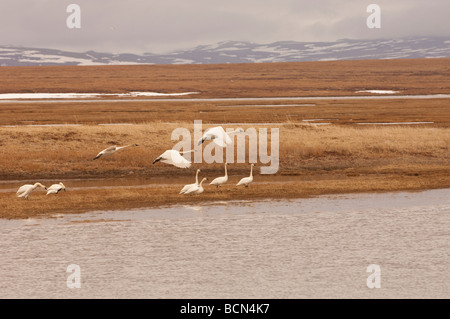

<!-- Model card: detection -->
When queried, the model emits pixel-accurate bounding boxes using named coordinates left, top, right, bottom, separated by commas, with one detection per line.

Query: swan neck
left=179, top=149, right=194, bottom=155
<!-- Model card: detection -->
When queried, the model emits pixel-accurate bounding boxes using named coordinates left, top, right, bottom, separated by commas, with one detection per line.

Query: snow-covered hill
left=1, top=37, right=449, bottom=66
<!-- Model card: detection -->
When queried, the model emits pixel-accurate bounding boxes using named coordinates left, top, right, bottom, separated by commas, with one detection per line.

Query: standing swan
left=16, top=183, right=47, bottom=200
left=184, top=178, right=208, bottom=195
left=153, top=149, right=195, bottom=168
left=236, top=164, right=255, bottom=187
left=46, top=182, right=66, bottom=195
left=180, top=169, right=201, bottom=194
left=198, top=126, right=244, bottom=147
left=93, top=144, right=139, bottom=160
left=210, top=163, right=228, bottom=187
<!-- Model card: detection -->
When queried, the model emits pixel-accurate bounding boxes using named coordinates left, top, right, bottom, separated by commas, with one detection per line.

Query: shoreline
left=1, top=173, right=449, bottom=220
left=1, top=60, right=449, bottom=219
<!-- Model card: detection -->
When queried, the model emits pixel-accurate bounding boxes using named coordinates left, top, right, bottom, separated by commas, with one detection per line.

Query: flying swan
left=93, top=144, right=139, bottom=160
left=198, top=126, right=244, bottom=147
left=153, top=149, right=195, bottom=168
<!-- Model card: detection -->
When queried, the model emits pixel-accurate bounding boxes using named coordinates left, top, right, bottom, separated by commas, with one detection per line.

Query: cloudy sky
left=1, top=0, right=449, bottom=54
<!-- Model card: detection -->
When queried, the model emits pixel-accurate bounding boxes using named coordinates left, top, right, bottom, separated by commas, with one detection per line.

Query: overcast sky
left=1, top=0, right=449, bottom=54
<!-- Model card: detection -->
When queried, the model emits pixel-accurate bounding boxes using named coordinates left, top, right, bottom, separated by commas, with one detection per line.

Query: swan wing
left=17, top=185, right=31, bottom=194
left=46, top=184, right=61, bottom=194
left=166, top=150, right=191, bottom=168
left=180, top=183, right=195, bottom=194
left=184, top=184, right=199, bottom=194
left=236, top=177, right=251, bottom=186
left=210, top=176, right=226, bottom=185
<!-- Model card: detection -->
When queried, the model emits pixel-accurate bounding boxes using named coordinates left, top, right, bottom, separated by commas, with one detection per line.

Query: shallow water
left=1, top=93, right=449, bottom=104
left=0, top=189, right=448, bottom=298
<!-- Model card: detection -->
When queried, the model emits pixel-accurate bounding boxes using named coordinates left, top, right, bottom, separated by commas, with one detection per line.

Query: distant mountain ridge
left=1, top=37, right=449, bottom=66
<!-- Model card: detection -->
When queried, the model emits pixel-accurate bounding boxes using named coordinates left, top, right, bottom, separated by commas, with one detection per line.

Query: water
left=0, top=189, right=448, bottom=298
left=1, top=93, right=449, bottom=104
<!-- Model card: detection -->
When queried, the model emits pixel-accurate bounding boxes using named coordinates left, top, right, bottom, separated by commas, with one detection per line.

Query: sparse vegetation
left=0, top=60, right=449, bottom=218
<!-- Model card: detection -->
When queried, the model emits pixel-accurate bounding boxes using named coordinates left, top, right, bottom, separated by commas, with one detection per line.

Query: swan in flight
left=153, top=149, right=194, bottom=168
left=180, top=169, right=201, bottom=194
left=184, top=177, right=208, bottom=195
left=210, top=163, right=228, bottom=187
left=236, top=164, right=255, bottom=187
left=16, top=183, right=47, bottom=200
left=198, top=126, right=244, bottom=147
left=93, top=144, right=139, bottom=160
left=46, top=182, right=66, bottom=195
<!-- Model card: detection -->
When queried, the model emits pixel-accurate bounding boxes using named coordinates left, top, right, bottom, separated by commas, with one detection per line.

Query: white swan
left=236, top=164, right=255, bottom=187
left=198, top=126, right=244, bottom=147
left=93, top=144, right=139, bottom=160
left=153, top=149, right=194, bottom=168
left=210, top=163, right=228, bottom=187
left=16, top=183, right=47, bottom=200
left=46, top=182, right=66, bottom=195
left=180, top=169, right=201, bottom=194
left=184, top=177, right=208, bottom=195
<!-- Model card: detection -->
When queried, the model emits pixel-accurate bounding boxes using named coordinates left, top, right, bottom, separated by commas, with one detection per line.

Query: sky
left=1, top=0, right=449, bottom=54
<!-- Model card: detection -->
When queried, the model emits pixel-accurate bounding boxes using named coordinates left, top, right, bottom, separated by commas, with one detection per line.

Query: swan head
left=197, top=137, right=206, bottom=145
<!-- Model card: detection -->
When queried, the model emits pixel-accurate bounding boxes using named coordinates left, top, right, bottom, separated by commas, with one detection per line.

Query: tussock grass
left=0, top=123, right=448, bottom=180
left=0, top=60, right=449, bottom=218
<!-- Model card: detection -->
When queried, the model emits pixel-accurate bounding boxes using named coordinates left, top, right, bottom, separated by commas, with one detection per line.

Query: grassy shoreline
left=1, top=174, right=448, bottom=220
left=1, top=60, right=449, bottom=219
left=0, top=123, right=448, bottom=219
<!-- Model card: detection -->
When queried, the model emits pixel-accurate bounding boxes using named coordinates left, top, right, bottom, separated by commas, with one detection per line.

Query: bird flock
left=16, top=126, right=254, bottom=200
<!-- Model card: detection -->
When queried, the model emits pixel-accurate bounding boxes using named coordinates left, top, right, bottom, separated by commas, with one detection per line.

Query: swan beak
left=197, top=138, right=206, bottom=146
left=153, top=157, right=161, bottom=164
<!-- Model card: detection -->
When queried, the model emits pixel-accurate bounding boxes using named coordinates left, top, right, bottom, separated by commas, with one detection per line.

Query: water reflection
left=0, top=189, right=449, bottom=298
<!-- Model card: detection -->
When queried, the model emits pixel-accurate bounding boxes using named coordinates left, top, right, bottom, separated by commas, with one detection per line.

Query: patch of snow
left=355, top=90, right=399, bottom=94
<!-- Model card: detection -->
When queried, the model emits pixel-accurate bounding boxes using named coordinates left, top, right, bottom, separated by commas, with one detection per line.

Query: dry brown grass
left=1, top=58, right=450, bottom=97
left=0, top=59, right=449, bottom=218
left=0, top=123, right=448, bottom=180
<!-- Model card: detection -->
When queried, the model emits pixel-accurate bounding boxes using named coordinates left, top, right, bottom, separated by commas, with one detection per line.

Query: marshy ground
left=0, top=58, right=449, bottom=218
